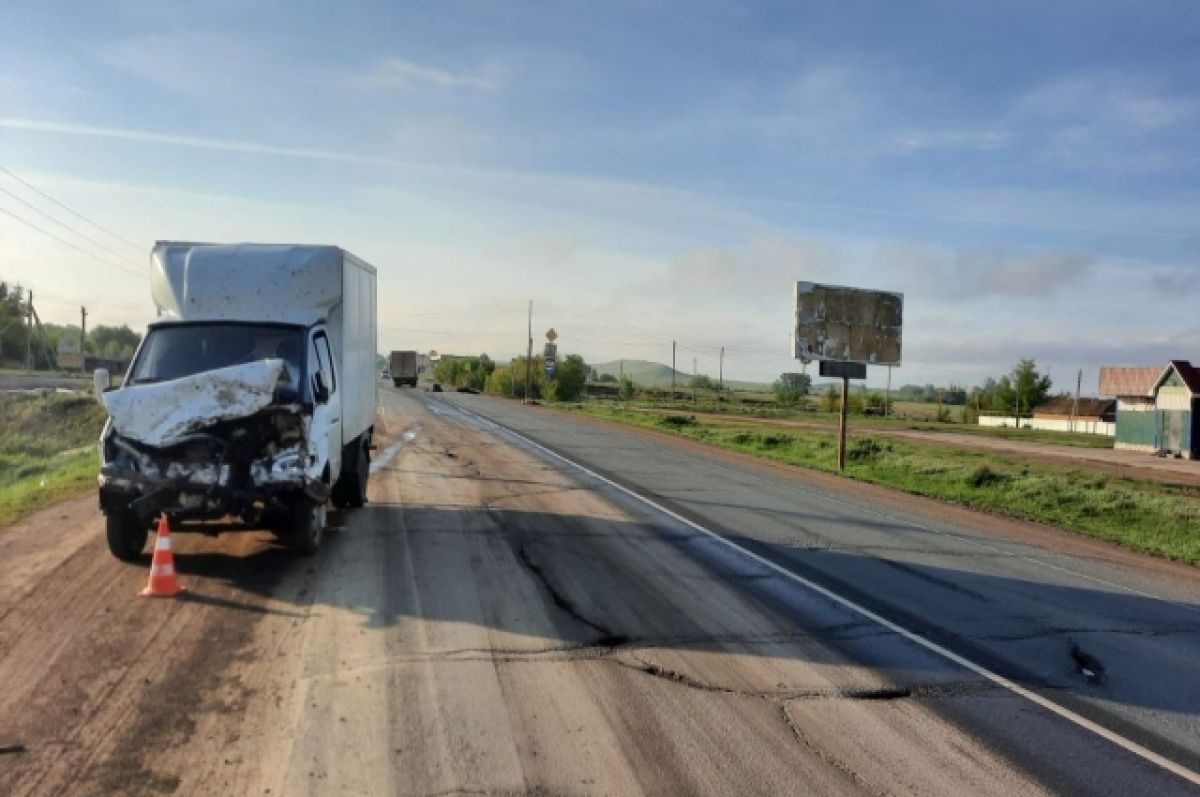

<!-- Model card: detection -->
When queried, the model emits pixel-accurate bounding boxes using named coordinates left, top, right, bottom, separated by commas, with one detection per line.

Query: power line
left=0, top=163, right=144, bottom=253
left=0, top=183, right=145, bottom=271
left=0, top=206, right=144, bottom=278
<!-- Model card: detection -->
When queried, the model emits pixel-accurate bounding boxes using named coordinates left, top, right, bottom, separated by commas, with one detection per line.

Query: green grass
left=0, top=392, right=106, bottom=527
left=564, top=405, right=1200, bottom=565
left=0, top=448, right=98, bottom=527
left=586, top=396, right=1113, bottom=450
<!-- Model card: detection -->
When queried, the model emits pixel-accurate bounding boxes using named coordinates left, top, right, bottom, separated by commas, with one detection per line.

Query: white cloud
left=355, top=57, right=506, bottom=92
left=884, top=244, right=1095, bottom=300
left=665, top=237, right=845, bottom=302
left=392, top=117, right=494, bottom=160
left=95, top=31, right=296, bottom=98
left=1016, top=72, right=1200, bottom=134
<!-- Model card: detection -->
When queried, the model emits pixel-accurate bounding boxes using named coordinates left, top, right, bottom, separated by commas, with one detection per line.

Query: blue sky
left=2, top=1, right=1198, bottom=389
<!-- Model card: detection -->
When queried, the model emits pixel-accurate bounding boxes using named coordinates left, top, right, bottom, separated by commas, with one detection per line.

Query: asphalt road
left=1, top=385, right=1197, bottom=795
left=433, top=390, right=1200, bottom=794
left=0, top=374, right=88, bottom=391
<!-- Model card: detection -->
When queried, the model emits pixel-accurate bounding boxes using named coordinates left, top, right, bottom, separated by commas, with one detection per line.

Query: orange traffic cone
left=140, top=515, right=184, bottom=598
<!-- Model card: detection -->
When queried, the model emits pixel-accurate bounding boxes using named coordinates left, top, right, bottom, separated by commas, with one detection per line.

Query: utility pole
left=671, top=340, right=676, bottom=401
left=524, top=300, right=532, bottom=402
left=1071, top=368, right=1082, bottom=433
left=80, top=306, right=88, bottom=374
left=719, top=346, right=724, bottom=394
left=692, top=357, right=697, bottom=405
left=25, top=290, right=33, bottom=371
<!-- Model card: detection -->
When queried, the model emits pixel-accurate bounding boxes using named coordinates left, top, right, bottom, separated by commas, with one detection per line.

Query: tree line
left=766, top=359, right=1054, bottom=418
left=433, top=352, right=590, bottom=402
left=0, top=282, right=142, bottom=368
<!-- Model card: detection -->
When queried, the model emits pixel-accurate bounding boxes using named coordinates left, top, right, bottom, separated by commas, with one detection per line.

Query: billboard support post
left=819, top=360, right=867, bottom=472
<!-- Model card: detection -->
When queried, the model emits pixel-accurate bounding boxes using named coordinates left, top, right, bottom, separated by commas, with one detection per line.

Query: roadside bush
left=618, top=376, right=635, bottom=401
left=962, top=403, right=980, bottom=425
left=821, top=385, right=839, bottom=413
left=847, top=438, right=886, bottom=462
left=966, top=465, right=1011, bottom=488
left=553, top=354, right=588, bottom=402
left=773, top=372, right=811, bottom=405
left=657, top=414, right=697, bottom=429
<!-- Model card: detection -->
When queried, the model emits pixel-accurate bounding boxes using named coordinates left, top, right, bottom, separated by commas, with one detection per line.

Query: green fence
left=1115, top=411, right=1158, bottom=447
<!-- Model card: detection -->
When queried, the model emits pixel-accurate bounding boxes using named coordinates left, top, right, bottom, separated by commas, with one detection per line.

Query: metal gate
left=1160, top=410, right=1186, bottom=454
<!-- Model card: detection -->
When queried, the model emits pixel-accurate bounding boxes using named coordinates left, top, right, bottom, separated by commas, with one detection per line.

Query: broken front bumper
left=99, top=460, right=329, bottom=522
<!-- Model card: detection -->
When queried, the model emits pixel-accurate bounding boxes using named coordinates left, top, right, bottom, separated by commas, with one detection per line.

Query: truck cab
left=96, top=243, right=377, bottom=560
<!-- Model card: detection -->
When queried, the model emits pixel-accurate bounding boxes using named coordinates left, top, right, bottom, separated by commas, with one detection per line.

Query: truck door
left=311, top=330, right=343, bottom=484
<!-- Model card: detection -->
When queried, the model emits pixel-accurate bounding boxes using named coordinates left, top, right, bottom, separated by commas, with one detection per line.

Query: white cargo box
left=151, top=242, right=378, bottom=444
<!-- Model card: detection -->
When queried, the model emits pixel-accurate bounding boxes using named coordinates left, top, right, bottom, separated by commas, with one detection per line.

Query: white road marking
left=441, top=398, right=1200, bottom=788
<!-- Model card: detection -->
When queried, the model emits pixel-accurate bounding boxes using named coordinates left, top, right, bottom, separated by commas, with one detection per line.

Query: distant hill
left=591, top=359, right=685, bottom=386
left=591, top=359, right=770, bottom=391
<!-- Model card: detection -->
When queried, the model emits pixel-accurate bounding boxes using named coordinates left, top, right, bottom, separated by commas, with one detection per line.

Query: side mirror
left=313, top=373, right=330, bottom=404
left=93, top=369, right=111, bottom=404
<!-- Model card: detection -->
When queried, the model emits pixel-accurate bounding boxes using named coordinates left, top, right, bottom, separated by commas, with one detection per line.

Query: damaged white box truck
left=95, top=242, right=378, bottom=560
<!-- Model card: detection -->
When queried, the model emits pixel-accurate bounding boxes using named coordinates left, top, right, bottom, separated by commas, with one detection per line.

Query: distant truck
left=389, top=350, right=419, bottom=387
left=94, top=242, right=378, bottom=560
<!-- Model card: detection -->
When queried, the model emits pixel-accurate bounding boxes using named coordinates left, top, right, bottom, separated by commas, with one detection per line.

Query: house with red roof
left=1099, top=361, right=1200, bottom=458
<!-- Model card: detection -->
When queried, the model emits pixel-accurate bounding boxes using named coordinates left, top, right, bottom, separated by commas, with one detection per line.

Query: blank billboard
left=792, top=281, right=903, bottom=365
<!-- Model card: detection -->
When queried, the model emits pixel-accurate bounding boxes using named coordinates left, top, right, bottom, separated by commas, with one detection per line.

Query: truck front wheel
left=106, top=511, right=149, bottom=562
left=284, top=497, right=325, bottom=555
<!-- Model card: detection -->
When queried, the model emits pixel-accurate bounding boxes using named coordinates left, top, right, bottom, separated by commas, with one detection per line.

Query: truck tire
left=393, top=378, right=402, bottom=388
left=332, top=443, right=369, bottom=509
left=285, top=497, right=325, bottom=555
left=106, top=511, right=149, bottom=562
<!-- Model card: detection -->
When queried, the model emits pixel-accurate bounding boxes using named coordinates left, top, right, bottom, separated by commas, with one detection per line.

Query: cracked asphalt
left=1, top=385, right=1198, bottom=795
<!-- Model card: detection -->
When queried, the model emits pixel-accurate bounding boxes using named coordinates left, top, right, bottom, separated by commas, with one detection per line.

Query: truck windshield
left=127, top=324, right=307, bottom=400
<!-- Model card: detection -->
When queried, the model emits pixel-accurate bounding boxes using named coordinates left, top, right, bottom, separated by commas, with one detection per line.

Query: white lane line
left=441, top=398, right=1200, bottom=788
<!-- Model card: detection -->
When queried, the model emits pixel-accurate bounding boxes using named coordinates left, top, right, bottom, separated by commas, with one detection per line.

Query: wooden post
left=671, top=341, right=676, bottom=401
left=25, top=290, right=33, bottom=371
left=524, top=301, right=532, bottom=401
left=838, top=375, right=849, bottom=471
left=80, top=306, right=87, bottom=374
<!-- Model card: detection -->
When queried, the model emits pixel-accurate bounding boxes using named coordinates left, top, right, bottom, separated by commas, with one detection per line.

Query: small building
left=1100, top=361, right=1200, bottom=459
left=1030, top=396, right=1116, bottom=435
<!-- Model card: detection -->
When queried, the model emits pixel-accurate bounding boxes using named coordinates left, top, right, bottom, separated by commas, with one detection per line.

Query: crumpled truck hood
left=104, top=360, right=288, bottom=448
